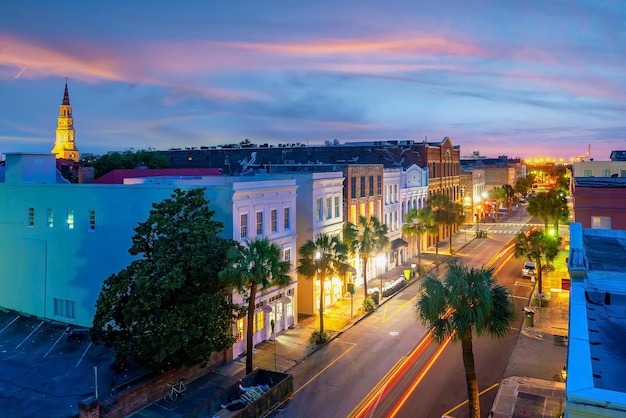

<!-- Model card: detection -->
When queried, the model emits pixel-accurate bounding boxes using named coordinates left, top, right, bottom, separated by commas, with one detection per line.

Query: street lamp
left=376, top=254, right=386, bottom=301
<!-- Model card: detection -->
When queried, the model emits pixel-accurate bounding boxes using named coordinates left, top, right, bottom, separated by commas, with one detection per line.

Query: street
left=275, top=210, right=538, bottom=418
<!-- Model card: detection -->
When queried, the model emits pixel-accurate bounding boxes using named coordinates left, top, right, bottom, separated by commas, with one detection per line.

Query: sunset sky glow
left=1, top=1, right=625, bottom=161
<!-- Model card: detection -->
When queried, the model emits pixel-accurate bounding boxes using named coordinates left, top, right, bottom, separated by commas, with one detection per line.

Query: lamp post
left=376, top=254, right=386, bottom=302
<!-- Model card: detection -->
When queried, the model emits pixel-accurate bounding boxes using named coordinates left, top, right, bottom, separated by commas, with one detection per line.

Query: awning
left=390, top=238, right=408, bottom=250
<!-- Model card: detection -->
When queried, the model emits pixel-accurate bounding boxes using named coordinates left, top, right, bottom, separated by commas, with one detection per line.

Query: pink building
left=572, top=177, right=626, bottom=230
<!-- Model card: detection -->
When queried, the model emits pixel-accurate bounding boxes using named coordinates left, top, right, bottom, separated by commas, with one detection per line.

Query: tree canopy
left=87, top=148, right=169, bottom=179
left=402, top=207, right=436, bottom=269
left=91, top=188, right=239, bottom=372
left=416, top=261, right=515, bottom=418
left=514, top=228, right=561, bottom=294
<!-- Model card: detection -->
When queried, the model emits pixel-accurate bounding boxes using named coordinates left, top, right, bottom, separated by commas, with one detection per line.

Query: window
left=240, top=213, right=248, bottom=239
left=377, top=175, right=382, bottom=195
left=360, top=177, right=366, bottom=197
left=583, top=169, right=592, bottom=177
left=47, top=207, right=53, bottom=228
left=66, top=209, right=74, bottom=230
left=256, top=211, right=264, bottom=236
left=254, top=310, right=265, bottom=333
left=271, top=209, right=278, bottom=233
left=394, top=185, right=399, bottom=202
left=53, top=298, right=77, bottom=320
left=316, top=198, right=322, bottom=221
left=237, top=318, right=244, bottom=341
left=283, top=248, right=291, bottom=264
left=326, top=197, right=332, bottom=219
left=334, top=196, right=340, bottom=218
left=621, top=170, right=626, bottom=178
left=591, top=216, right=611, bottom=229
left=369, top=176, right=374, bottom=196
left=88, top=209, right=96, bottom=231
left=602, top=169, right=611, bottom=177
left=284, top=207, right=290, bottom=230
left=27, top=207, right=34, bottom=227
left=351, top=177, right=357, bottom=199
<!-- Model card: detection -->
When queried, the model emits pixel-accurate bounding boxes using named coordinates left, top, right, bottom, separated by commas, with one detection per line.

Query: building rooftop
left=91, top=168, right=223, bottom=184
left=568, top=224, right=626, bottom=414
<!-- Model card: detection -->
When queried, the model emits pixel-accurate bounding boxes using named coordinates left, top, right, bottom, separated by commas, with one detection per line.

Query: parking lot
left=0, top=309, right=144, bottom=418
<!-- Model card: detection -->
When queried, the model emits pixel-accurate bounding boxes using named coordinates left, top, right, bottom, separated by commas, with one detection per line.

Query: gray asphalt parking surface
left=0, top=309, right=144, bottom=418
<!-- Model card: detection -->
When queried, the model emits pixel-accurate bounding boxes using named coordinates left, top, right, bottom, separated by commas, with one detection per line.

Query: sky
left=0, top=1, right=625, bottom=162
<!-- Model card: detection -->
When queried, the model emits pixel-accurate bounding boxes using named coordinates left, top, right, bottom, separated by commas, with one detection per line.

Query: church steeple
left=62, top=79, right=70, bottom=106
left=51, top=79, right=80, bottom=161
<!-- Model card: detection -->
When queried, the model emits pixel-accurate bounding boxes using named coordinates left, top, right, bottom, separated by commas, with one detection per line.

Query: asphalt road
left=275, top=211, right=536, bottom=418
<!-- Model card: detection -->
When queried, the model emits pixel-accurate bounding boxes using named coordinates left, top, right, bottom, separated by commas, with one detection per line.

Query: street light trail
left=349, top=331, right=434, bottom=418
left=386, top=335, right=452, bottom=418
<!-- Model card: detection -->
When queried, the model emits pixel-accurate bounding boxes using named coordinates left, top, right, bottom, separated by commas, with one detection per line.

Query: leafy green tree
left=219, top=237, right=291, bottom=374
left=91, top=188, right=238, bottom=372
left=88, top=148, right=169, bottom=179
left=514, top=175, right=534, bottom=199
left=514, top=229, right=561, bottom=294
left=416, top=261, right=515, bottom=418
left=343, top=216, right=389, bottom=300
left=402, top=207, right=436, bottom=270
left=297, top=234, right=351, bottom=338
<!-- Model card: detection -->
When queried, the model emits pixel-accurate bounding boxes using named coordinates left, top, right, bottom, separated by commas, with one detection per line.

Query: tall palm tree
left=297, top=234, right=351, bottom=337
left=513, top=229, right=561, bottom=294
left=527, top=191, right=552, bottom=230
left=219, top=237, right=291, bottom=374
left=427, top=194, right=457, bottom=260
left=416, top=261, right=515, bottom=418
left=502, top=184, right=515, bottom=213
left=343, top=216, right=389, bottom=300
left=402, top=207, right=436, bottom=270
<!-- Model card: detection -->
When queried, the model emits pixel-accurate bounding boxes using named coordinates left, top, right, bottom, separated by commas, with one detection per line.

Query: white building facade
left=0, top=153, right=298, bottom=360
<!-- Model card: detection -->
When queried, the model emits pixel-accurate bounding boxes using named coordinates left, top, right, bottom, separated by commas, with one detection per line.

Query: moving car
left=522, top=261, right=536, bottom=278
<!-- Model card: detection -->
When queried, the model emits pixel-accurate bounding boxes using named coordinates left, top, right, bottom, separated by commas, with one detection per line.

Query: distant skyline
left=1, top=1, right=625, bottom=161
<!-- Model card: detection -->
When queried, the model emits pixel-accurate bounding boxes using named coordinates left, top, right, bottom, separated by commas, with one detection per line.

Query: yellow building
left=51, top=81, right=80, bottom=161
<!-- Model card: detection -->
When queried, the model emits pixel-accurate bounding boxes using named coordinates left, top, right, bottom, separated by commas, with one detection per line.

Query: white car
left=522, top=261, right=536, bottom=278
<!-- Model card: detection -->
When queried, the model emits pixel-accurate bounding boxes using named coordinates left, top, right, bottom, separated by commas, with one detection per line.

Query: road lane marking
left=16, top=321, right=44, bottom=349
left=293, top=341, right=356, bottom=396
left=441, top=382, right=499, bottom=417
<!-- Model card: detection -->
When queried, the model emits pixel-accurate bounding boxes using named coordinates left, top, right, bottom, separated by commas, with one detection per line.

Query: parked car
left=522, top=261, right=536, bottom=277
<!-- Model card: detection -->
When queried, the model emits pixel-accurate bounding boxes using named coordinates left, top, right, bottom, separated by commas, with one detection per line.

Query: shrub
left=362, top=297, right=377, bottom=312
left=309, top=330, right=329, bottom=345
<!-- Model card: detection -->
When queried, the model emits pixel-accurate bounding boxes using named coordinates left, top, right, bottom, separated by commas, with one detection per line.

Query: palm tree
left=402, top=207, right=436, bottom=270
left=219, top=237, right=291, bottom=374
left=513, top=229, right=561, bottom=294
left=343, top=216, right=389, bottom=300
left=489, top=187, right=506, bottom=222
left=502, top=184, right=515, bottom=213
left=527, top=191, right=552, bottom=230
left=416, top=261, right=515, bottom=418
left=297, top=234, right=351, bottom=338
left=427, top=194, right=459, bottom=259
